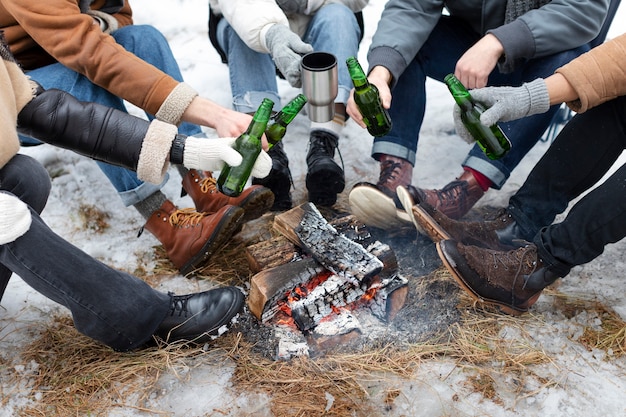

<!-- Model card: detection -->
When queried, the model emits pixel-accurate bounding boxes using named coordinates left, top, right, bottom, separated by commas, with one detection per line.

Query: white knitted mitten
left=0, top=192, right=32, bottom=245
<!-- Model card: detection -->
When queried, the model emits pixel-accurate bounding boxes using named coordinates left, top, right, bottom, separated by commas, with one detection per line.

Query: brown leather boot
left=348, top=154, right=413, bottom=229
left=406, top=170, right=485, bottom=220
left=144, top=200, right=244, bottom=275
left=437, top=239, right=558, bottom=315
left=182, top=169, right=274, bottom=222
left=396, top=185, right=524, bottom=250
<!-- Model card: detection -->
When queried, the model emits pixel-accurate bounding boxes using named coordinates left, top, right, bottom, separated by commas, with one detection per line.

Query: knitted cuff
left=525, top=78, right=550, bottom=116
left=86, top=10, right=119, bottom=34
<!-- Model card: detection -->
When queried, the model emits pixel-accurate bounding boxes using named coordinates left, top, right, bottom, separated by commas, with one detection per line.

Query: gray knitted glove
left=452, top=78, right=550, bottom=143
left=276, top=0, right=308, bottom=14
left=470, top=78, right=550, bottom=126
left=265, top=24, right=313, bottom=88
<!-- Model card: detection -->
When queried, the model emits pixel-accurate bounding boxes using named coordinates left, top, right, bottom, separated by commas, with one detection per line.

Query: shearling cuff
left=155, top=83, right=198, bottom=125
left=137, top=119, right=178, bottom=184
left=86, top=10, right=119, bottom=34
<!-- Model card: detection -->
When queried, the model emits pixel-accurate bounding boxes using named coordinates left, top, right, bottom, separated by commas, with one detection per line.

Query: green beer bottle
left=217, top=98, right=274, bottom=197
left=266, top=94, right=307, bottom=150
left=346, top=56, right=392, bottom=137
left=444, top=74, right=511, bottom=160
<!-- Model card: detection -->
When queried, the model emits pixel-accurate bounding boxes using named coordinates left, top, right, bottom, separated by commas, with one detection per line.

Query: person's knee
left=0, top=155, right=51, bottom=214
left=551, top=44, right=592, bottom=68
left=113, top=25, right=170, bottom=53
left=315, top=3, right=359, bottom=31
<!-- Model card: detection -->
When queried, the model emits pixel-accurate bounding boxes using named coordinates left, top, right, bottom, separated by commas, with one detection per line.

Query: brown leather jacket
left=0, top=0, right=194, bottom=122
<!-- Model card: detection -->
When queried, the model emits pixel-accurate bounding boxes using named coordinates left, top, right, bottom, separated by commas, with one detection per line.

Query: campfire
left=245, top=203, right=409, bottom=359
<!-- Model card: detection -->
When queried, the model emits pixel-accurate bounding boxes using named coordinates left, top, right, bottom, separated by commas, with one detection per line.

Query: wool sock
left=134, top=191, right=169, bottom=220
left=177, top=164, right=189, bottom=179
left=310, top=111, right=345, bottom=138
left=464, top=167, right=493, bottom=192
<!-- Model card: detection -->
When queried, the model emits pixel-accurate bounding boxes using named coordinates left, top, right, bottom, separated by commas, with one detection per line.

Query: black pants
left=507, top=96, right=626, bottom=276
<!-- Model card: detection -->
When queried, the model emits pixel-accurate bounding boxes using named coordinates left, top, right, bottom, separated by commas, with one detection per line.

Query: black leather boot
left=156, top=287, right=244, bottom=344
left=252, top=141, right=293, bottom=211
left=306, top=129, right=345, bottom=206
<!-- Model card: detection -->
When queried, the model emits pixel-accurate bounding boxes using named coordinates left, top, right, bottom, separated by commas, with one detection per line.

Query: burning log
left=366, top=274, right=409, bottom=322
left=275, top=203, right=384, bottom=283
left=289, top=272, right=365, bottom=331
left=306, top=311, right=362, bottom=356
left=248, top=257, right=325, bottom=322
left=245, top=235, right=298, bottom=273
left=248, top=202, right=409, bottom=340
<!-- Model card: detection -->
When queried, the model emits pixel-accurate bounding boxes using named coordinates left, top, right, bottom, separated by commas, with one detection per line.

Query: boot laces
left=377, top=160, right=403, bottom=187
left=198, top=176, right=218, bottom=194
left=308, top=134, right=345, bottom=171
left=169, top=208, right=206, bottom=227
left=432, top=180, right=468, bottom=206
left=488, top=245, right=539, bottom=305
left=167, top=292, right=192, bottom=317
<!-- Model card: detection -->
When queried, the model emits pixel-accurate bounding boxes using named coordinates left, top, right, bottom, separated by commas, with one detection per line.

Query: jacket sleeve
left=218, top=0, right=289, bottom=53
left=556, top=33, right=626, bottom=113
left=16, top=89, right=178, bottom=184
left=1, top=0, right=182, bottom=117
left=488, top=0, right=610, bottom=73
left=367, top=0, right=444, bottom=88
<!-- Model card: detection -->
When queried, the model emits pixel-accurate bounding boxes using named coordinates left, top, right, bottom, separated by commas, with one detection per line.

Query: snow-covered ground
left=2, top=1, right=626, bottom=415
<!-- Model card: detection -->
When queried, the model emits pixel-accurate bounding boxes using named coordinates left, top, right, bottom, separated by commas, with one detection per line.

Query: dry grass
left=77, top=203, right=110, bottom=233
left=8, top=295, right=557, bottom=417
left=11, top=216, right=624, bottom=415
left=208, top=304, right=554, bottom=416
left=552, top=292, right=626, bottom=358
left=13, top=315, right=228, bottom=416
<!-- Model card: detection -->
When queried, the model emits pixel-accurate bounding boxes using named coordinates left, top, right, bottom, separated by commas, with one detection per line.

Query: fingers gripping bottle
left=444, top=74, right=511, bottom=160
left=346, top=56, right=392, bottom=137
left=265, top=94, right=307, bottom=150
left=217, top=98, right=274, bottom=197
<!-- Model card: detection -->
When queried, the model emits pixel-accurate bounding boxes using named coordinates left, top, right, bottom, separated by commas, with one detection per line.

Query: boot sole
left=436, top=241, right=534, bottom=316
left=180, top=206, right=245, bottom=276
left=252, top=170, right=292, bottom=211
left=396, top=186, right=435, bottom=236
left=306, top=163, right=345, bottom=206
left=238, top=187, right=275, bottom=222
left=349, top=185, right=412, bottom=229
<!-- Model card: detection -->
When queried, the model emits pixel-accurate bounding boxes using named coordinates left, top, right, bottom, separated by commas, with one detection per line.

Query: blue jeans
left=215, top=3, right=361, bottom=113
left=0, top=154, right=169, bottom=350
left=375, top=16, right=590, bottom=189
left=506, top=96, right=626, bottom=277
left=21, top=25, right=201, bottom=206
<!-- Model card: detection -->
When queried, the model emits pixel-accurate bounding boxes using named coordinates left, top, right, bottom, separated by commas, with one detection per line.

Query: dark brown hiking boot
left=407, top=170, right=485, bottom=220
left=182, top=169, right=274, bottom=222
left=348, top=154, right=413, bottom=229
left=396, top=185, right=523, bottom=250
left=144, top=200, right=244, bottom=275
left=437, top=239, right=559, bottom=315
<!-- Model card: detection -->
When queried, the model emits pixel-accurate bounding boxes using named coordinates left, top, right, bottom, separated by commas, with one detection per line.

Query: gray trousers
left=0, top=154, right=169, bottom=351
